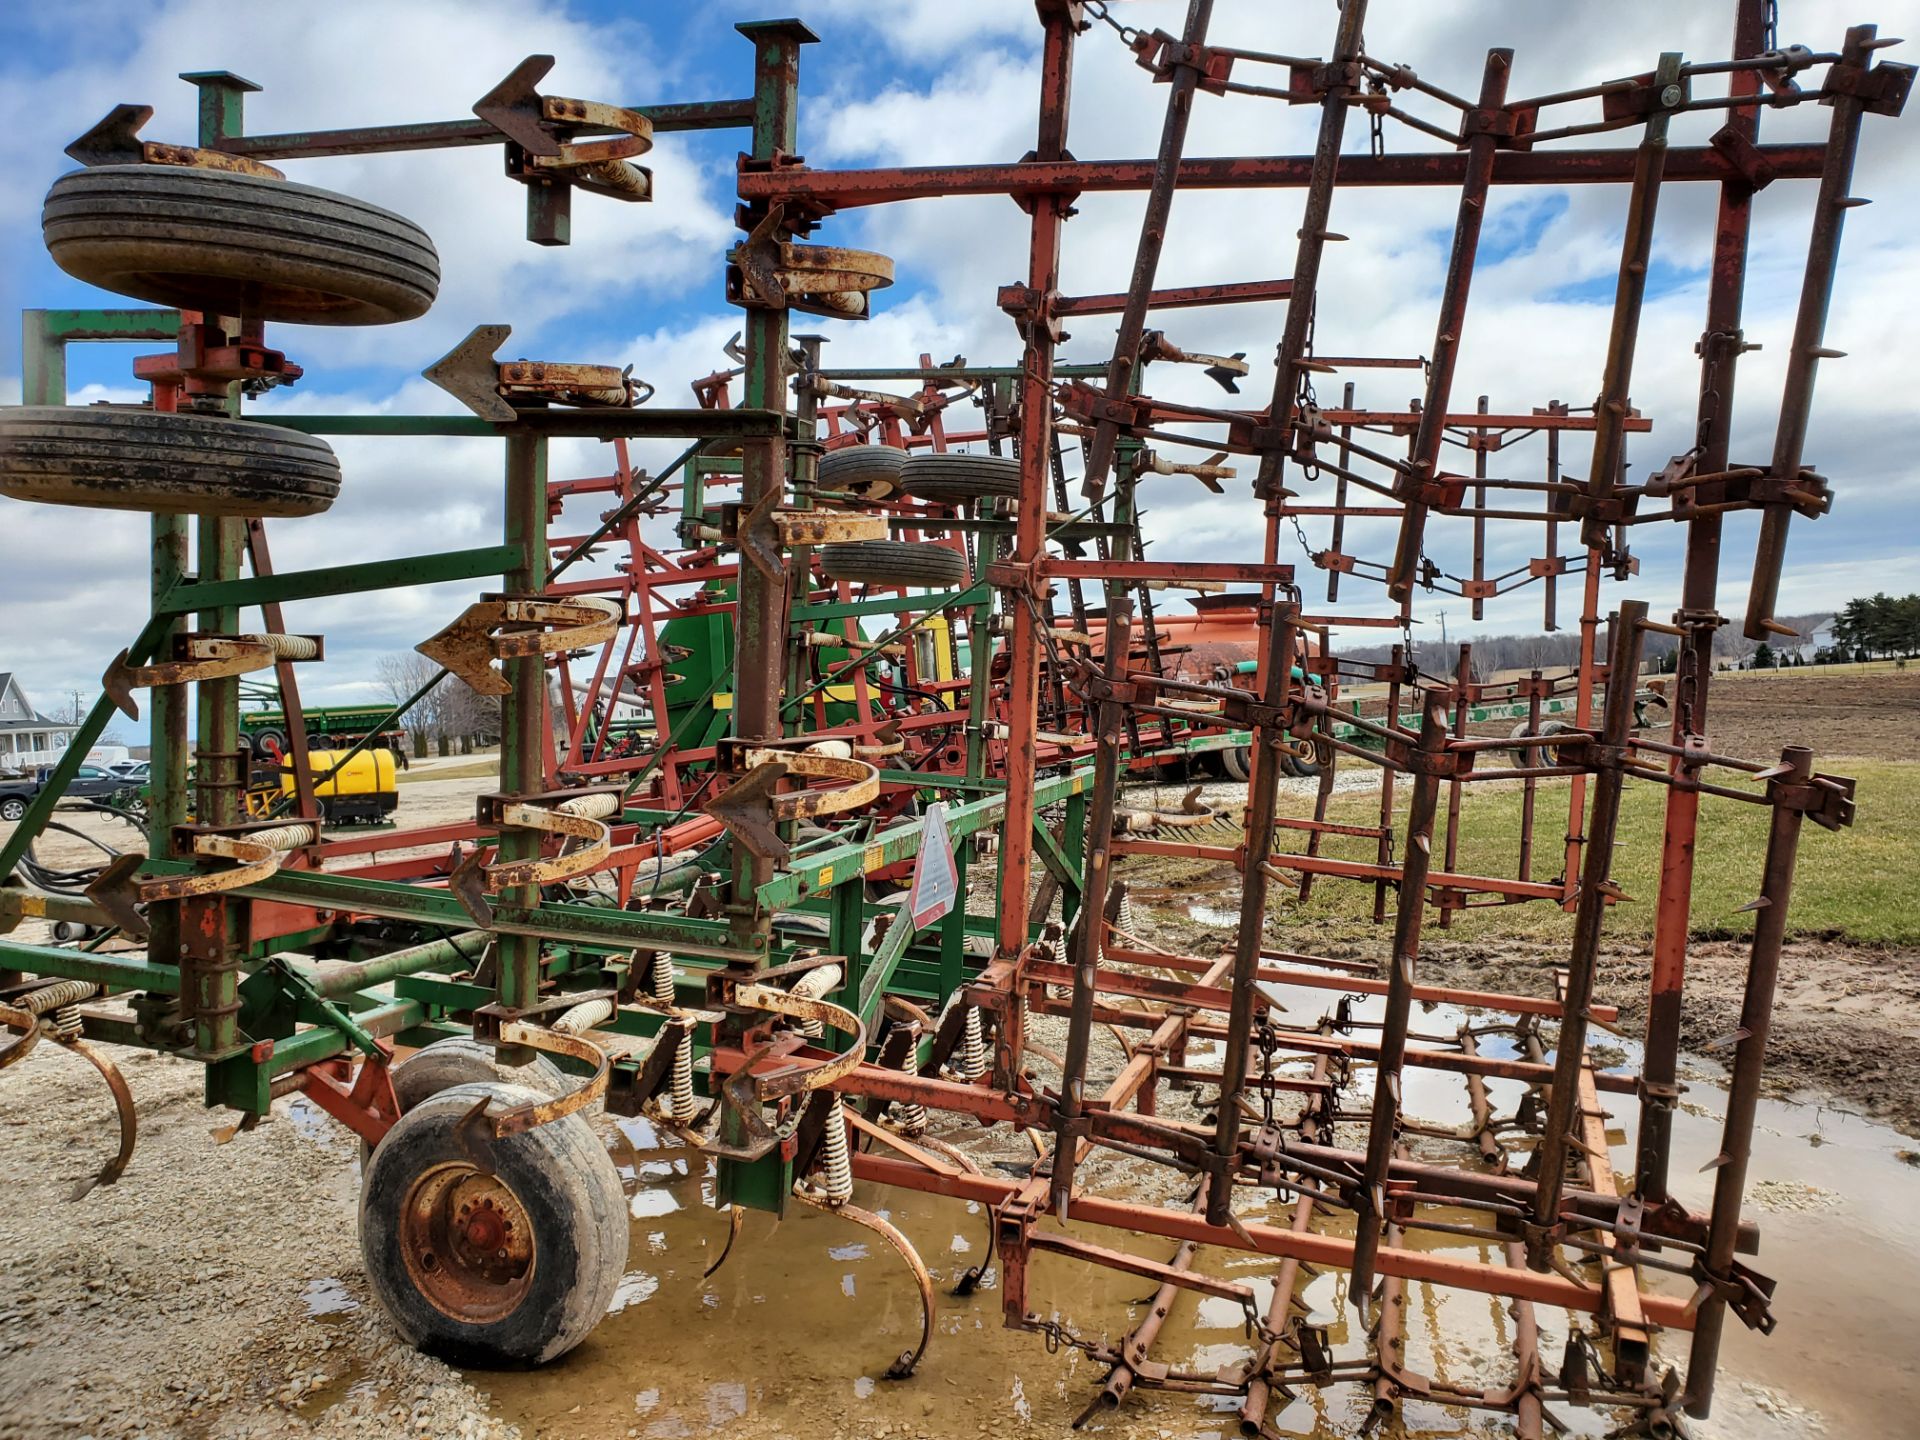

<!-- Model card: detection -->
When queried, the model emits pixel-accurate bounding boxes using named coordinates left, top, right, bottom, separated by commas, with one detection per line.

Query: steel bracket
left=1824, top=55, right=1916, bottom=115
left=103, top=632, right=320, bottom=721
left=1131, top=31, right=1235, bottom=95
left=65, top=104, right=284, bottom=178
left=1770, top=772, right=1856, bottom=832
left=416, top=592, right=621, bottom=695
left=424, top=323, right=648, bottom=421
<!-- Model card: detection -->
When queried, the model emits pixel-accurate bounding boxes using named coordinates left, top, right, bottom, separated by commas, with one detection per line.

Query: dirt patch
left=1700, top=666, right=1920, bottom=763
left=0, top=1043, right=519, bottom=1440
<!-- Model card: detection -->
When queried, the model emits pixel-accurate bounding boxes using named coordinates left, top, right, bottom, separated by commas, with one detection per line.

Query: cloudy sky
left=2, top=0, right=1916, bottom=716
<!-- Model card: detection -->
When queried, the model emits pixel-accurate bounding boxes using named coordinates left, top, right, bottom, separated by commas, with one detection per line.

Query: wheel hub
left=399, top=1162, right=537, bottom=1322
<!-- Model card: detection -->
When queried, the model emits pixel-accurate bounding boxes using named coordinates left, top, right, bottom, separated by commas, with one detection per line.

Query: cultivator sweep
left=0, top=4, right=1905, bottom=1435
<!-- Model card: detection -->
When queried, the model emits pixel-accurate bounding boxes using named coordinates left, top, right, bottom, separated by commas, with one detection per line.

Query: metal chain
left=1083, top=0, right=1143, bottom=47
left=1031, top=1315, right=1118, bottom=1363
left=1764, top=0, right=1781, bottom=55
left=1289, top=512, right=1318, bottom=561
left=1368, top=77, right=1388, bottom=157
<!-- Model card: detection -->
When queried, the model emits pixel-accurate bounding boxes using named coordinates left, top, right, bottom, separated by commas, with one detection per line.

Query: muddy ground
left=1125, top=845, right=1920, bottom=1140
left=2, top=679, right=1917, bottom=1437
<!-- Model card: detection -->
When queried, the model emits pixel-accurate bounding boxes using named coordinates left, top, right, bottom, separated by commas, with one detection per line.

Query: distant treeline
left=1829, top=593, right=1920, bottom=660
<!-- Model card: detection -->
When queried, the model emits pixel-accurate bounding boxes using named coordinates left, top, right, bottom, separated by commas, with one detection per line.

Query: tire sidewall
left=360, top=1083, right=622, bottom=1367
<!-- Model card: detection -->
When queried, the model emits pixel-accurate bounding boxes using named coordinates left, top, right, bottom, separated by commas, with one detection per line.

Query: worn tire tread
left=0, top=406, right=340, bottom=517
left=44, top=166, right=438, bottom=325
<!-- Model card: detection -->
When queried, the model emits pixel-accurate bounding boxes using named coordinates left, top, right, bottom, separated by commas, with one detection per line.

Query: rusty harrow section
left=0, top=4, right=1905, bottom=1434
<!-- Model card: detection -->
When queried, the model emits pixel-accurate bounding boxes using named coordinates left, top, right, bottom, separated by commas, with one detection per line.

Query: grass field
left=1274, top=757, right=1920, bottom=947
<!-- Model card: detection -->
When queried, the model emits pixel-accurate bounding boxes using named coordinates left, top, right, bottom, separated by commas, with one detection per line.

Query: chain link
left=1764, top=0, right=1781, bottom=55
left=1083, top=0, right=1143, bottom=47
left=1289, top=512, right=1318, bottom=561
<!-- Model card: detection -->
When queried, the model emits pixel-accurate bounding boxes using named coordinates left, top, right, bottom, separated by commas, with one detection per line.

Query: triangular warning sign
left=907, top=801, right=959, bottom=929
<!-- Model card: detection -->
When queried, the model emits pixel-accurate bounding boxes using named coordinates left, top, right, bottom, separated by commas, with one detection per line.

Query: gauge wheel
left=0, top=407, right=341, bottom=517
left=361, top=1037, right=570, bottom=1167
left=1508, top=718, right=1574, bottom=769
left=360, top=1081, right=627, bottom=1367
left=818, top=445, right=907, bottom=500
left=1288, top=736, right=1329, bottom=780
left=898, top=452, right=1022, bottom=504
left=819, top=539, right=966, bottom=588
left=43, top=165, right=438, bottom=325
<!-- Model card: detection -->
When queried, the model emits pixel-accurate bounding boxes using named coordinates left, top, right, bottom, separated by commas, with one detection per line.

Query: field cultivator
left=0, top=4, right=1904, bottom=1435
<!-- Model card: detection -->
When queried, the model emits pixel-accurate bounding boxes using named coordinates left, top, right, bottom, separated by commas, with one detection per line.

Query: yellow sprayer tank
left=282, top=748, right=398, bottom=825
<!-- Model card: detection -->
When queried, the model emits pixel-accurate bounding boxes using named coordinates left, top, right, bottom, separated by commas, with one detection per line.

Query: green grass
left=1274, top=758, right=1920, bottom=947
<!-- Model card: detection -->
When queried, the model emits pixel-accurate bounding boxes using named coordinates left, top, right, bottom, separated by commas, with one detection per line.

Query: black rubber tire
left=250, top=728, right=287, bottom=761
left=818, top=445, right=906, bottom=497
left=0, top=798, right=25, bottom=823
left=391, top=1037, right=570, bottom=1115
left=898, top=452, right=1021, bottom=503
left=819, top=539, right=966, bottom=588
left=1220, top=745, right=1252, bottom=783
left=0, top=407, right=341, bottom=517
left=359, top=1082, right=627, bottom=1367
left=1288, top=737, right=1326, bottom=780
left=1508, top=718, right=1574, bottom=769
left=361, top=1037, right=570, bottom=1168
left=44, top=166, right=438, bottom=326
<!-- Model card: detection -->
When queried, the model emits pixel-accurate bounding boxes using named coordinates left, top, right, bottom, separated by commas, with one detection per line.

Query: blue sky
left=3, top=0, right=1917, bottom=714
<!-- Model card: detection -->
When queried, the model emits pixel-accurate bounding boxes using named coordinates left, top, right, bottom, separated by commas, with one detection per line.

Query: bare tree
left=376, top=652, right=506, bottom=758
left=376, top=652, right=447, bottom=758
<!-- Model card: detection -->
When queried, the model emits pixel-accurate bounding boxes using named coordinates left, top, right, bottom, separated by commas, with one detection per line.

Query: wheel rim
left=399, top=1162, right=537, bottom=1323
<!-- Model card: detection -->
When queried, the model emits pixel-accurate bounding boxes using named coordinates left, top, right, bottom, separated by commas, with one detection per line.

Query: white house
left=0, top=672, right=78, bottom=772
left=1790, top=619, right=1838, bottom=664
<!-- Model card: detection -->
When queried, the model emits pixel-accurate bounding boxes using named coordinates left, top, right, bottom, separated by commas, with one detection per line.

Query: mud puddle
left=462, top=990, right=1920, bottom=1439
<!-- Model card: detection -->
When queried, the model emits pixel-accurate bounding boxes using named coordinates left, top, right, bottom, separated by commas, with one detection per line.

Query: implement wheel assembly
left=1509, top=718, right=1575, bottom=769
left=898, top=452, right=1021, bottom=504
left=390, top=1037, right=570, bottom=1114
left=360, top=1081, right=626, bottom=1367
left=819, top=539, right=966, bottom=589
left=362, top=1037, right=572, bottom=1167
left=818, top=444, right=907, bottom=499
left=44, top=165, right=439, bottom=325
left=0, top=407, right=341, bottom=516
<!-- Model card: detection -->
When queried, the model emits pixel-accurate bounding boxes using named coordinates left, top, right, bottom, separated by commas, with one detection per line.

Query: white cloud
left=4, top=0, right=1918, bottom=710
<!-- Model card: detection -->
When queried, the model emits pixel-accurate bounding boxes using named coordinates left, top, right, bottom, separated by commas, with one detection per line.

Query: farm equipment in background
left=0, top=8, right=1904, bottom=1436
left=238, top=680, right=408, bottom=762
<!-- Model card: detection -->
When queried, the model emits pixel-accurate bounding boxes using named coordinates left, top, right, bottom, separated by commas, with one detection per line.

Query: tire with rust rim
left=0, top=407, right=341, bottom=517
left=360, top=1081, right=627, bottom=1367
left=1508, top=718, right=1574, bottom=770
left=898, top=452, right=1021, bottom=504
left=43, top=165, right=438, bottom=325
left=818, top=445, right=906, bottom=499
left=1287, top=735, right=1329, bottom=780
left=819, top=539, right=966, bottom=588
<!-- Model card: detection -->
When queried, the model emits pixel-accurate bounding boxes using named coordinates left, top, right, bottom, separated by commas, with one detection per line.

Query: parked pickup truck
left=0, top=764, right=131, bottom=822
